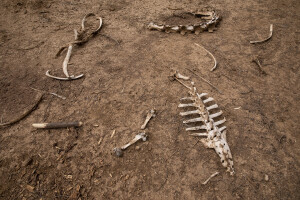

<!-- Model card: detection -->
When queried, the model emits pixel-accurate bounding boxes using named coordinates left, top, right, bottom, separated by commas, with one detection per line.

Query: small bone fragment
left=234, top=106, right=241, bottom=110
left=250, top=24, right=273, bottom=44
left=202, top=172, right=219, bottom=185
left=98, top=137, right=103, bottom=145
left=32, top=121, right=83, bottom=129
left=113, top=132, right=148, bottom=157
left=194, top=43, right=218, bottom=71
left=111, top=130, right=116, bottom=138
left=141, top=109, right=156, bottom=129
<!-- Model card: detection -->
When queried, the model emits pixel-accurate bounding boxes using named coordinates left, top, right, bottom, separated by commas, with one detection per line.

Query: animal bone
left=47, top=13, right=102, bottom=81
left=250, top=24, right=273, bottom=44
left=171, top=70, right=190, bottom=80
left=141, top=109, right=156, bottom=129
left=194, top=43, right=218, bottom=71
left=148, top=11, right=221, bottom=35
left=113, top=132, right=148, bottom=157
left=32, top=121, right=83, bottom=129
left=178, top=81, right=234, bottom=175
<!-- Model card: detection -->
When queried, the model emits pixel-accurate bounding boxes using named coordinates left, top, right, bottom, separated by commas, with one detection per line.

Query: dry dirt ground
left=0, top=0, right=299, bottom=199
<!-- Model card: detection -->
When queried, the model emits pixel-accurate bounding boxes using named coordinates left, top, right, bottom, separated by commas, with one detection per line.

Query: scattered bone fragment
left=32, top=121, right=83, bottom=129
left=98, top=137, right=103, bottom=145
left=202, top=172, right=219, bottom=185
left=250, top=24, right=273, bottom=44
left=194, top=43, right=218, bottom=71
left=234, top=106, right=241, bottom=110
left=113, top=132, right=148, bottom=157
left=111, top=130, right=116, bottom=138
left=141, top=109, right=156, bottom=129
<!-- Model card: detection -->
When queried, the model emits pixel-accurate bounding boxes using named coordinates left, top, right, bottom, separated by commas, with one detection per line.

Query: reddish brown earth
left=0, top=0, right=299, bottom=199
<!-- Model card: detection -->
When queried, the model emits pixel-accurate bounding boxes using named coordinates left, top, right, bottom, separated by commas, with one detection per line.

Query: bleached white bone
left=180, top=110, right=199, bottom=116
left=178, top=103, right=196, bottom=108
left=121, top=132, right=147, bottom=150
left=215, top=118, right=226, bottom=126
left=207, top=104, right=218, bottom=111
left=180, top=97, right=194, bottom=101
left=186, top=125, right=207, bottom=131
left=190, top=133, right=208, bottom=137
left=197, top=93, right=208, bottom=98
left=183, top=117, right=203, bottom=123
left=203, top=97, right=214, bottom=104
left=141, top=109, right=156, bottom=129
left=218, top=126, right=226, bottom=132
left=209, top=111, right=223, bottom=119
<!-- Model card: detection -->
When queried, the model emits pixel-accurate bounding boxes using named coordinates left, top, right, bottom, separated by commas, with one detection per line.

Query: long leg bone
left=141, top=109, right=156, bottom=129
left=113, top=132, right=148, bottom=157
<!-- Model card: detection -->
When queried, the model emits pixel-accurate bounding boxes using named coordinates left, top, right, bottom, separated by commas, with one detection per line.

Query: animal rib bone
left=178, top=103, right=196, bottom=108
left=141, top=109, right=156, bottom=129
left=203, top=97, right=214, bottom=104
left=186, top=125, right=207, bottom=131
left=178, top=81, right=234, bottom=175
left=113, top=132, right=148, bottom=157
left=183, top=117, right=203, bottom=123
left=209, top=111, right=223, bottom=119
left=214, top=118, right=226, bottom=126
left=180, top=110, right=200, bottom=116
left=207, top=104, right=218, bottom=111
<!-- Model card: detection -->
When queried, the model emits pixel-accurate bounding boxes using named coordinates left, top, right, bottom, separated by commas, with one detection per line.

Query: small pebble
left=135, top=146, right=140, bottom=150
left=264, top=174, right=269, bottom=181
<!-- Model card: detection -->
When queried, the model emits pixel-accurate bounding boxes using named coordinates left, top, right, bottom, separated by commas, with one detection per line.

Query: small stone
left=135, top=146, right=140, bottom=150
left=264, top=174, right=269, bottom=181
left=26, top=185, right=34, bottom=193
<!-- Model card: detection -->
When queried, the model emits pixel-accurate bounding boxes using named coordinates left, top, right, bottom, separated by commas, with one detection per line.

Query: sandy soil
left=0, top=0, right=299, bottom=199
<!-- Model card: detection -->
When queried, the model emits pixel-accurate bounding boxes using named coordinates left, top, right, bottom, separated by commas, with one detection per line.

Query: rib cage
left=179, top=83, right=234, bottom=175
left=148, top=11, right=221, bottom=35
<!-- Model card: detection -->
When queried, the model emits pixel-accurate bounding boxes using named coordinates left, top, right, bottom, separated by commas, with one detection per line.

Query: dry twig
left=194, top=43, right=218, bottom=71
left=250, top=24, right=273, bottom=44
left=185, top=68, right=222, bottom=94
left=252, top=57, right=267, bottom=75
left=0, top=94, right=44, bottom=127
